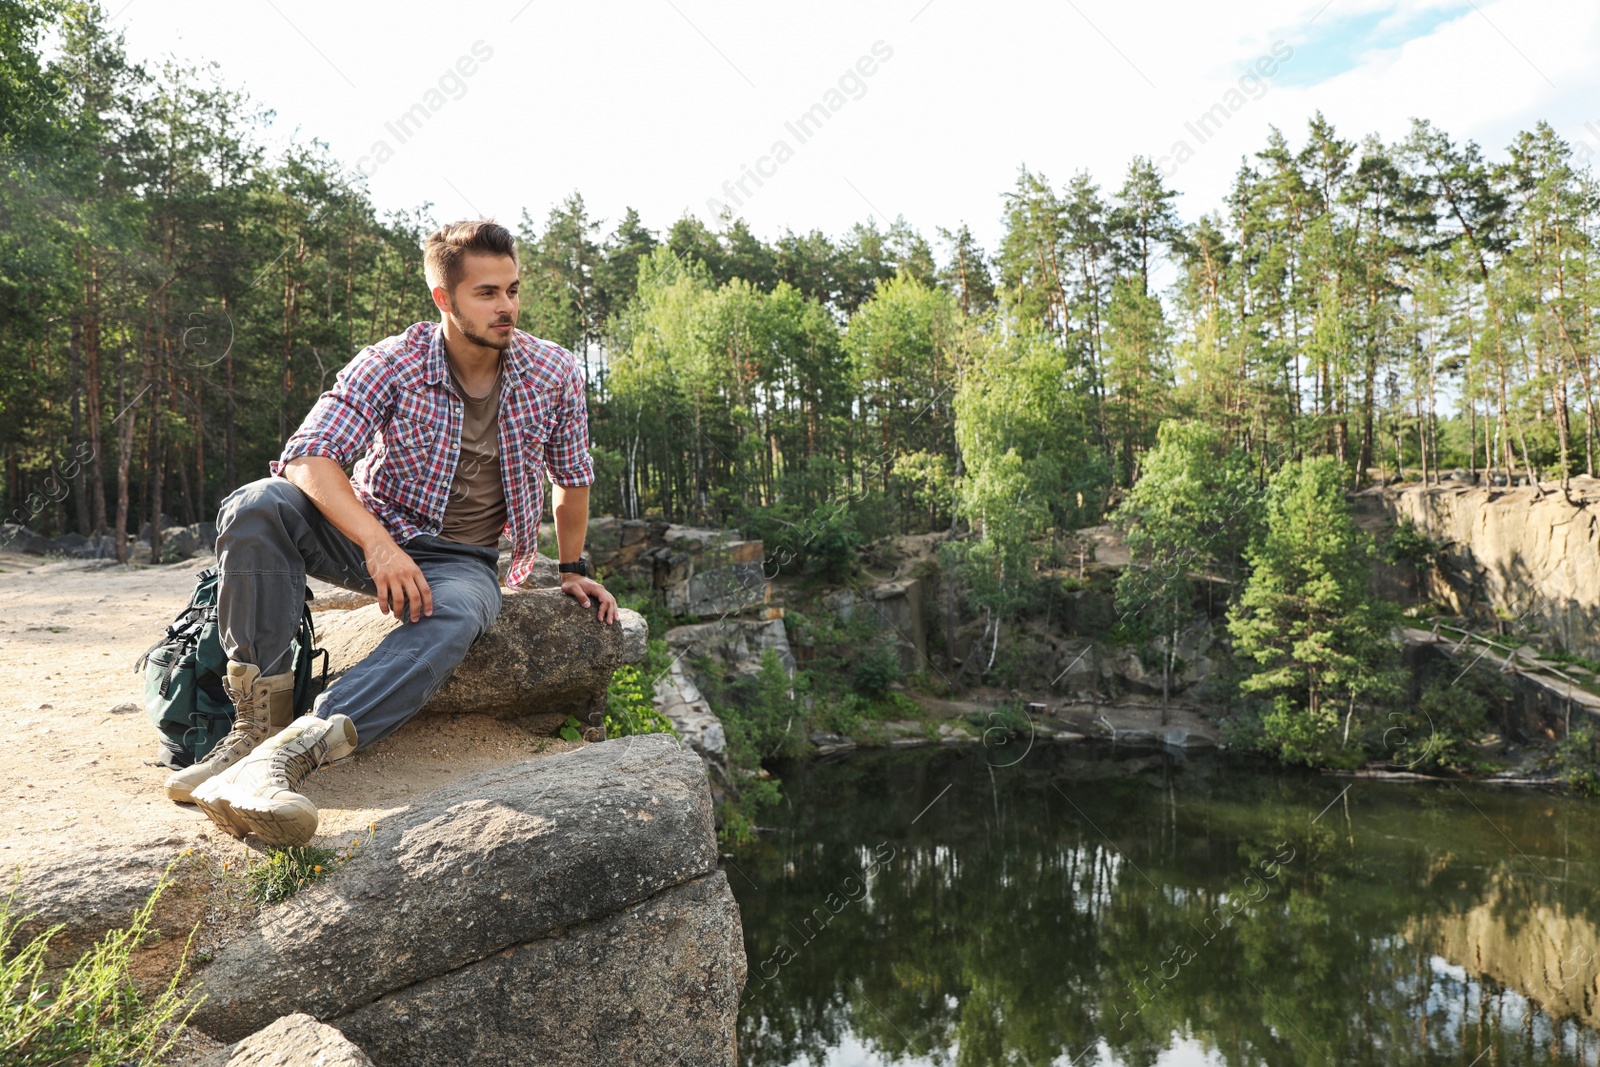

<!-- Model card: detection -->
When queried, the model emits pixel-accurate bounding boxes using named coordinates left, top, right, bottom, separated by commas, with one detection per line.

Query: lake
left=727, top=739, right=1600, bottom=1066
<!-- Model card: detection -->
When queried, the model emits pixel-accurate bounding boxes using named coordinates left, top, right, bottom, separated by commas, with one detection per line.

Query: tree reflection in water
left=728, top=745, right=1600, bottom=1066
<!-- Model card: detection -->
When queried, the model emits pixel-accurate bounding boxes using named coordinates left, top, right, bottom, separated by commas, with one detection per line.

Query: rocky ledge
left=191, top=734, right=746, bottom=1066
left=312, top=583, right=649, bottom=733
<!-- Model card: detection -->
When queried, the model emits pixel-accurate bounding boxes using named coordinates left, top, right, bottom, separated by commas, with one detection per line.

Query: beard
left=450, top=309, right=514, bottom=351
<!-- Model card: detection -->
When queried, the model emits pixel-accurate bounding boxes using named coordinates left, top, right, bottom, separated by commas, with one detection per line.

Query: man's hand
left=364, top=532, right=433, bottom=623
left=560, top=573, right=617, bottom=625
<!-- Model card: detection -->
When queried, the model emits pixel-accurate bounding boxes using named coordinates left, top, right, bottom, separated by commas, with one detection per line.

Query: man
left=167, top=218, right=618, bottom=848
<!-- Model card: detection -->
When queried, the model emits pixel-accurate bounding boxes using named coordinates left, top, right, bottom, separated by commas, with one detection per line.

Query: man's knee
left=432, top=572, right=502, bottom=645
left=217, top=477, right=314, bottom=544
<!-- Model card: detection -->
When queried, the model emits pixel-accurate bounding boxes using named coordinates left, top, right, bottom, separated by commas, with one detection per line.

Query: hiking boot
left=164, top=662, right=295, bottom=803
left=190, top=712, right=358, bottom=847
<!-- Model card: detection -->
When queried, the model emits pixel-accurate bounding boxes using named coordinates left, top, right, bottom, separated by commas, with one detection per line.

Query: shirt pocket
left=380, top=416, right=438, bottom=481
left=521, top=421, right=551, bottom=478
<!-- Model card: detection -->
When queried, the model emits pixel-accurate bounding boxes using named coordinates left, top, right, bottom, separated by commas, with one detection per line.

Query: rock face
left=1361, top=481, right=1600, bottom=659
left=586, top=517, right=769, bottom=617
left=667, top=616, right=796, bottom=678
left=196, top=1013, right=375, bottom=1067
left=190, top=735, right=745, bottom=1066
left=825, top=578, right=930, bottom=674
left=335, top=873, right=742, bottom=1067
left=654, top=658, right=728, bottom=759
left=312, top=588, right=648, bottom=733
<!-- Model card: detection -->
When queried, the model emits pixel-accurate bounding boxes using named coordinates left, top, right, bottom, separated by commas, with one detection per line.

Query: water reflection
left=728, top=744, right=1600, bottom=1066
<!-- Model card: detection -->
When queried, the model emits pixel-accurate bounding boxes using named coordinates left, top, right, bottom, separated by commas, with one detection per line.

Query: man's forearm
left=281, top=455, right=393, bottom=551
left=551, top=484, right=589, bottom=563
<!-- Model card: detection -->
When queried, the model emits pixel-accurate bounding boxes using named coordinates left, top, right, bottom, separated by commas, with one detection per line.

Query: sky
left=105, top=0, right=1600, bottom=257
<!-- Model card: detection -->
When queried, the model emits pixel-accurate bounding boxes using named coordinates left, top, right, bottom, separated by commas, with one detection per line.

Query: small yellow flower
left=313, top=865, right=323, bottom=874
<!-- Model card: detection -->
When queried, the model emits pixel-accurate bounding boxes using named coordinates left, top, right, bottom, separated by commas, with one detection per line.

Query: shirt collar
left=423, top=321, right=534, bottom=386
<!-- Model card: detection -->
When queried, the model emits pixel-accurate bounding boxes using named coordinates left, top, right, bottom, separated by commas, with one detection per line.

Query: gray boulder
left=159, top=526, right=200, bottom=562
left=15, top=830, right=209, bottom=960
left=1, top=523, right=55, bottom=555
left=334, top=872, right=743, bottom=1067
left=191, top=735, right=732, bottom=1049
left=312, top=588, right=648, bottom=733
left=194, top=1013, right=375, bottom=1067
left=666, top=616, right=796, bottom=678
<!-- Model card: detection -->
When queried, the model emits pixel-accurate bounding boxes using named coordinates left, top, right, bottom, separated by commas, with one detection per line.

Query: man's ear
left=430, top=284, right=454, bottom=316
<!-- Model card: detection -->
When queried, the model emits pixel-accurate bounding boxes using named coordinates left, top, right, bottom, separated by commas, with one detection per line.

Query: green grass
left=188, top=829, right=372, bottom=908
left=241, top=846, right=342, bottom=906
left=1, top=868, right=200, bottom=1066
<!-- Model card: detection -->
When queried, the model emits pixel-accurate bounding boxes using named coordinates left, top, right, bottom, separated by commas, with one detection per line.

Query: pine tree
left=1227, top=456, right=1401, bottom=766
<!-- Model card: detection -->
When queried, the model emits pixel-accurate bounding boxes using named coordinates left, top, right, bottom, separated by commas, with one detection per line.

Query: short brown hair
left=423, top=219, right=518, bottom=295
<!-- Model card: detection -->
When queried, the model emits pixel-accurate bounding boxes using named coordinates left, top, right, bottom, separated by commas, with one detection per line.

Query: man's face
left=434, top=252, right=519, bottom=351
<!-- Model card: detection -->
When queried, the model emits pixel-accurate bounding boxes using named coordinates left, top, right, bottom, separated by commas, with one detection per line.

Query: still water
left=728, top=741, right=1600, bottom=1066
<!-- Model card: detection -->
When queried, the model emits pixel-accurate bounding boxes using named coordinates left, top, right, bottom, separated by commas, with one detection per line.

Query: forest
left=5, top=3, right=1600, bottom=767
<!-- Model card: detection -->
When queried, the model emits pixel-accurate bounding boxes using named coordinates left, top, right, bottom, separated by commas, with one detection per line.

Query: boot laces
left=199, top=721, right=266, bottom=765
left=267, top=734, right=328, bottom=790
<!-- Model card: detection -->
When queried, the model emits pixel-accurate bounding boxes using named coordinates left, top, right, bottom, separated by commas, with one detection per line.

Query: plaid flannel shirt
left=270, top=321, right=595, bottom=589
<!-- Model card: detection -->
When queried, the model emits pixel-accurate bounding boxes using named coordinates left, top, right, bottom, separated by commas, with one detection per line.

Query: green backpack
left=137, top=566, right=328, bottom=769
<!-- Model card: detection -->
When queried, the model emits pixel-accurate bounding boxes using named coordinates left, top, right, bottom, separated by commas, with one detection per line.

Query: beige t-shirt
left=440, top=362, right=508, bottom=547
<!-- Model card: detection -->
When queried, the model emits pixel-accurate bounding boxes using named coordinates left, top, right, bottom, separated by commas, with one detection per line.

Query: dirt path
left=0, top=550, right=574, bottom=869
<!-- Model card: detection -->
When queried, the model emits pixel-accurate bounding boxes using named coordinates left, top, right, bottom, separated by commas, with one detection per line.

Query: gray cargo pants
left=214, top=477, right=502, bottom=750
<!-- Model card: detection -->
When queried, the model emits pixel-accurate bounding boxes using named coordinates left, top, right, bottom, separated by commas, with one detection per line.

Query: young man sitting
left=165, top=218, right=618, bottom=847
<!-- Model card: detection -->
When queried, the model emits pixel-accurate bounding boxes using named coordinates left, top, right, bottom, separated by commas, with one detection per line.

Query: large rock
left=1, top=522, right=56, bottom=555
left=191, top=735, right=735, bottom=1054
left=666, top=616, right=796, bottom=678
left=654, top=658, right=727, bottom=759
left=15, top=830, right=209, bottom=959
left=195, top=1013, right=375, bottom=1067
left=334, top=872, right=743, bottom=1067
left=312, top=588, right=648, bottom=732
left=825, top=577, right=929, bottom=674
left=1361, top=481, right=1600, bottom=659
left=159, top=525, right=200, bottom=562
left=586, top=518, right=769, bottom=617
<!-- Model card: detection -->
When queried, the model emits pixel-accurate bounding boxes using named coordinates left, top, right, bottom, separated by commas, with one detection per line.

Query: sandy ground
left=0, top=549, right=577, bottom=867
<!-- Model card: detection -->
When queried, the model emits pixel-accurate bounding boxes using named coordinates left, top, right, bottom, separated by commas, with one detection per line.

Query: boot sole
left=192, top=784, right=253, bottom=839
left=228, top=794, right=320, bottom=848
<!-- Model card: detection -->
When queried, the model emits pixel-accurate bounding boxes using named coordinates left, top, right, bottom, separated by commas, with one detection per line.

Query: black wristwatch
left=558, top=557, right=589, bottom=578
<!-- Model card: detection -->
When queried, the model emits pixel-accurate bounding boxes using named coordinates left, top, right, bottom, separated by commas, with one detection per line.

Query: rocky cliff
left=1357, top=479, right=1600, bottom=659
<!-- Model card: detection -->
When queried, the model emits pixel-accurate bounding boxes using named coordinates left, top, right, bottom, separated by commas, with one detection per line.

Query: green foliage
left=717, top=775, right=783, bottom=848
left=1558, top=726, right=1600, bottom=796
left=817, top=694, right=864, bottom=738
left=558, top=716, right=584, bottom=742
left=1384, top=675, right=1500, bottom=774
left=952, top=327, right=1110, bottom=616
left=242, top=845, right=341, bottom=906
left=1227, top=458, right=1403, bottom=767
left=965, top=699, right=1032, bottom=738
left=1113, top=420, right=1261, bottom=694
left=605, top=664, right=677, bottom=738
left=851, top=642, right=902, bottom=698
left=1, top=869, right=199, bottom=1066
left=721, top=648, right=806, bottom=765
left=1383, top=517, right=1442, bottom=575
